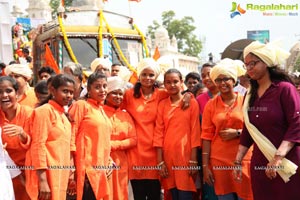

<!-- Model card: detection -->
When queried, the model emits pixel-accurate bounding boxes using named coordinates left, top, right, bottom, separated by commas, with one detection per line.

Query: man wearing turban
left=90, top=58, right=112, bottom=77
left=5, top=64, right=37, bottom=107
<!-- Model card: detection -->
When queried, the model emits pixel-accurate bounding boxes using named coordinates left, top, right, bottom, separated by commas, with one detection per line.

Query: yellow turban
left=90, top=58, right=112, bottom=72
left=210, top=58, right=245, bottom=84
left=137, top=58, right=160, bottom=79
left=5, top=64, right=33, bottom=80
left=107, top=76, right=126, bottom=94
left=243, top=41, right=290, bottom=67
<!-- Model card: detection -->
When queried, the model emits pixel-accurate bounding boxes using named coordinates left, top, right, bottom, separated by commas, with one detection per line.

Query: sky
left=12, top=0, right=300, bottom=62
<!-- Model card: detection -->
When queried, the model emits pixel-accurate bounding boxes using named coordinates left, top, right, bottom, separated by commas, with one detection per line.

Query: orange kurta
left=18, top=87, right=38, bottom=108
left=69, top=99, right=112, bottom=200
left=123, top=88, right=168, bottom=180
left=103, top=105, right=137, bottom=200
left=25, top=100, right=74, bottom=200
left=153, top=97, right=201, bottom=191
left=1, top=104, right=33, bottom=200
left=201, top=94, right=253, bottom=200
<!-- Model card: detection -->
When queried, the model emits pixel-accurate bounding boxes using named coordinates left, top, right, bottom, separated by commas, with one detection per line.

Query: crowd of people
left=0, top=40, right=300, bottom=200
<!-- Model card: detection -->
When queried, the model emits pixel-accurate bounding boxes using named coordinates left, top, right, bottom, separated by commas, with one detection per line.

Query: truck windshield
left=62, top=38, right=97, bottom=68
left=62, top=37, right=143, bottom=70
left=111, top=38, right=143, bottom=68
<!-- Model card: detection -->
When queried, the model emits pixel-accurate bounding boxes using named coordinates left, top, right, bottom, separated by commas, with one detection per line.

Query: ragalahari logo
left=230, top=2, right=246, bottom=18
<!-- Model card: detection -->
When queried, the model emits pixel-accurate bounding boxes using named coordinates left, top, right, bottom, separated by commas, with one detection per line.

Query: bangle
left=157, top=161, right=165, bottom=167
left=189, top=160, right=198, bottom=164
left=202, top=152, right=209, bottom=155
left=68, top=179, right=76, bottom=189
left=233, top=160, right=242, bottom=165
left=274, top=150, right=285, bottom=158
left=202, top=164, right=207, bottom=167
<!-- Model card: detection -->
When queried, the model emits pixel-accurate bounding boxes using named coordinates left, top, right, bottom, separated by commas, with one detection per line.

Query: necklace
left=221, top=93, right=237, bottom=107
left=144, top=93, right=152, bottom=99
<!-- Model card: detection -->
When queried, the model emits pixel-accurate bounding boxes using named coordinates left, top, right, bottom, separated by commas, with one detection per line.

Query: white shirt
left=0, top=128, right=20, bottom=200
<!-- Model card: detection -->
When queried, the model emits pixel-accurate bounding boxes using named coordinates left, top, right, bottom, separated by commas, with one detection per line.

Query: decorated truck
left=32, top=5, right=148, bottom=81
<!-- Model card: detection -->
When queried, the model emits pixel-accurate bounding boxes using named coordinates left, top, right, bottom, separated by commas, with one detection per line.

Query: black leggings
left=131, top=179, right=161, bottom=200
left=82, top=175, right=96, bottom=200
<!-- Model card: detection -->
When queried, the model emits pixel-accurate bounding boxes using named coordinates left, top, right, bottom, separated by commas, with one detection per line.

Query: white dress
left=0, top=128, right=21, bottom=200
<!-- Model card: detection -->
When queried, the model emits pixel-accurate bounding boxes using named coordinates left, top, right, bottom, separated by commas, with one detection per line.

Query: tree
left=146, top=11, right=202, bottom=57
left=50, top=0, right=73, bottom=16
left=294, top=56, right=300, bottom=72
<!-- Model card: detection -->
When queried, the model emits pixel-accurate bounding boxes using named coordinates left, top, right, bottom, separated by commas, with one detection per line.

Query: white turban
left=234, top=60, right=247, bottom=77
left=5, top=64, right=33, bottom=80
left=243, top=41, right=290, bottom=67
left=210, top=58, right=245, bottom=84
left=107, top=76, right=126, bottom=94
left=137, top=58, right=160, bottom=79
left=118, top=66, right=132, bottom=82
left=90, top=58, right=112, bottom=72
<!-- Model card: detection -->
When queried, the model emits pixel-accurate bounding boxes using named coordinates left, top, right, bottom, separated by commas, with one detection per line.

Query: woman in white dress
left=0, top=127, right=21, bottom=200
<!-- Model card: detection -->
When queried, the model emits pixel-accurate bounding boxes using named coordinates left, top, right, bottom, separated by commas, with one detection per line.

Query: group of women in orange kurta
left=0, top=55, right=254, bottom=200
left=6, top=39, right=300, bottom=200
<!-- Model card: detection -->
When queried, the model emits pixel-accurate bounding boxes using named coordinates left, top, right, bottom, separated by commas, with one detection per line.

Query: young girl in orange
left=123, top=58, right=192, bottom=200
left=0, top=76, right=33, bottom=200
left=201, top=59, right=253, bottom=200
left=103, top=76, right=137, bottom=200
left=154, top=68, right=201, bottom=200
left=69, top=72, right=113, bottom=200
left=122, top=58, right=167, bottom=199
left=26, top=74, right=76, bottom=200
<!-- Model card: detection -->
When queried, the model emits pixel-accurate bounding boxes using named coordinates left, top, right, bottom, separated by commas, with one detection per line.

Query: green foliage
left=146, top=10, right=202, bottom=57
left=49, top=0, right=73, bottom=16
left=294, top=56, right=300, bottom=72
left=49, top=0, right=59, bottom=11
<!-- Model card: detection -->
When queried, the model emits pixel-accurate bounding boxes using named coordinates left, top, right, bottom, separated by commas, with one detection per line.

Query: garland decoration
left=99, top=10, right=103, bottom=58
left=133, top=24, right=149, bottom=58
left=58, top=15, right=78, bottom=63
left=102, top=15, right=137, bottom=73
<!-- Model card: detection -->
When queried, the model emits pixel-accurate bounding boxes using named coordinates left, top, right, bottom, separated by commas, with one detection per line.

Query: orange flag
left=44, top=45, right=60, bottom=74
left=129, top=72, right=138, bottom=85
left=152, top=46, right=160, bottom=61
